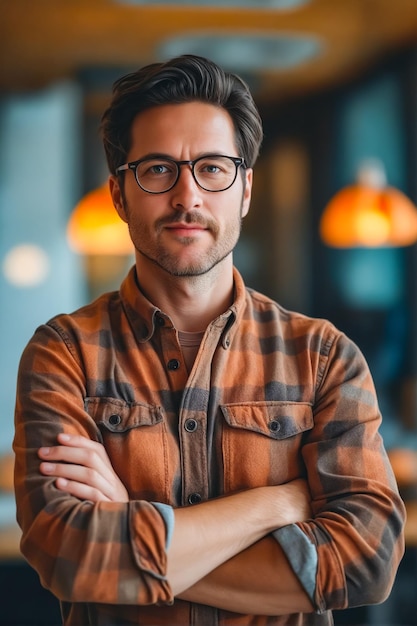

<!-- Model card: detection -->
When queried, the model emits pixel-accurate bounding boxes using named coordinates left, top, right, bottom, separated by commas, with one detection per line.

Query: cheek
left=123, top=190, right=163, bottom=221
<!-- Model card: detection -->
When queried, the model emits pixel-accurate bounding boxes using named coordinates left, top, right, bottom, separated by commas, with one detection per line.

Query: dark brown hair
left=100, top=54, right=263, bottom=175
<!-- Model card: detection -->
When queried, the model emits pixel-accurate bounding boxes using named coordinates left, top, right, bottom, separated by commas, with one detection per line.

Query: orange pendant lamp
left=319, top=160, right=417, bottom=248
left=67, top=183, right=132, bottom=255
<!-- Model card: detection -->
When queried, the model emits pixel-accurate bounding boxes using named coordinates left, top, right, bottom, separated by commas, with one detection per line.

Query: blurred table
left=0, top=493, right=21, bottom=559
left=0, top=522, right=21, bottom=558
left=404, top=500, right=417, bottom=546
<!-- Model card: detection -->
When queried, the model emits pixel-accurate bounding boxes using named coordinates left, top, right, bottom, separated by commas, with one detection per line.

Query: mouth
left=164, top=223, right=208, bottom=237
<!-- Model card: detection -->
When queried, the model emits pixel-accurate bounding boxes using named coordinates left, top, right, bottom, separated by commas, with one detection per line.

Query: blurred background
left=1, top=0, right=417, bottom=624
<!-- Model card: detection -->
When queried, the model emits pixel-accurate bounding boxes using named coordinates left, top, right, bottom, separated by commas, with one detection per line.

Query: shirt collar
left=119, top=265, right=247, bottom=344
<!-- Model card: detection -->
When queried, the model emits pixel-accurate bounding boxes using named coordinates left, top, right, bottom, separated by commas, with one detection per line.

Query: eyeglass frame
left=115, top=154, right=246, bottom=194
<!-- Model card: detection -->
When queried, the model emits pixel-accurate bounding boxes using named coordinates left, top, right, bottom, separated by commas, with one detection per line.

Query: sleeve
left=273, top=331, right=406, bottom=613
left=13, top=323, right=174, bottom=606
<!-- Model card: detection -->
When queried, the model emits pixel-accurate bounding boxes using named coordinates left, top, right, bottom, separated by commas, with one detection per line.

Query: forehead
left=128, top=101, right=238, bottom=157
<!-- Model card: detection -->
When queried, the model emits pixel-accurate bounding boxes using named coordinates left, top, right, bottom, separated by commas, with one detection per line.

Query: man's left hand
left=38, top=433, right=129, bottom=502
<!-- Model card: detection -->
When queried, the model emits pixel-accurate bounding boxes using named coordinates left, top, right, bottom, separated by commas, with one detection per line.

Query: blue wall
left=0, top=82, right=87, bottom=453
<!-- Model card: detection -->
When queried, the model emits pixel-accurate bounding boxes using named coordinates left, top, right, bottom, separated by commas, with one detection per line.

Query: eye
left=149, top=163, right=170, bottom=175
left=204, top=163, right=221, bottom=174
left=197, top=159, right=225, bottom=176
left=137, top=159, right=176, bottom=178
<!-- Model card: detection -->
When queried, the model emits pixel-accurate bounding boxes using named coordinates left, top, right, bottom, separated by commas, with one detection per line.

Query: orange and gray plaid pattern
left=13, top=267, right=405, bottom=625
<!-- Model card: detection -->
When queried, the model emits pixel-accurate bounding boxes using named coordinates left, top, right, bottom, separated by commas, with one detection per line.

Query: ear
left=241, top=168, right=253, bottom=218
left=109, top=175, right=128, bottom=223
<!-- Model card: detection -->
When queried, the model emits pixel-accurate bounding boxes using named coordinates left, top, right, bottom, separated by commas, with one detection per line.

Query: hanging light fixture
left=67, top=183, right=132, bottom=255
left=319, top=159, right=417, bottom=248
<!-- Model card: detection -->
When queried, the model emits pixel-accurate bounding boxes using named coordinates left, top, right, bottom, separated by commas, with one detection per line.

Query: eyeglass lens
left=135, top=156, right=239, bottom=193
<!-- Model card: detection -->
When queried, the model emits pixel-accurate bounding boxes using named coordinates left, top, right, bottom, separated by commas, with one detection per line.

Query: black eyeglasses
left=115, top=154, right=246, bottom=194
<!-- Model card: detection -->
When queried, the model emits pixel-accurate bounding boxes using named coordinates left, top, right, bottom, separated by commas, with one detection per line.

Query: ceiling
left=1, top=0, right=417, bottom=107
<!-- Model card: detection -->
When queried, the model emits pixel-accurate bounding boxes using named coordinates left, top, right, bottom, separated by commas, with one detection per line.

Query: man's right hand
left=167, top=479, right=312, bottom=596
left=276, top=478, right=312, bottom=525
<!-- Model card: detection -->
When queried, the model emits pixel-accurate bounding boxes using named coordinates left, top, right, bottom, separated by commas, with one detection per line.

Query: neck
left=135, top=254, right=234, bottom=332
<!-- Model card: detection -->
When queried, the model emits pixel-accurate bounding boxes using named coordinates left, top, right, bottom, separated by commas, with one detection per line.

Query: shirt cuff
left=272, top=524, right=318, bottom=604
left=151, top=502, right=175, bottom=550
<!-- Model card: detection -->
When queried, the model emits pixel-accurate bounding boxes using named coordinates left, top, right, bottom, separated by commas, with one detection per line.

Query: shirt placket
left=183, top=322, right=229, bottom=626
left=159, top=316, right=231, bottom=626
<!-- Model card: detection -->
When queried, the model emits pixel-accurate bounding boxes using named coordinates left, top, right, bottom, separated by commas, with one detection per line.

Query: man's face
left=110, top=101, right=252, bottom=278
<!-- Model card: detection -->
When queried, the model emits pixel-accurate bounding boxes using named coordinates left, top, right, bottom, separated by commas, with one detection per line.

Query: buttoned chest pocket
left=85, top=397, right=175, bottom=503
left=220, top=401, right=313, bottom=492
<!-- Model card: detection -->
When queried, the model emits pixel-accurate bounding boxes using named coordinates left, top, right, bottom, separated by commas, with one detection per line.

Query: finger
left=56, top=433, right=104, bottom=453
left=39, top=435, right=110, bottom=472
left=38, top=445, right=107, bottom=474
left=38, top=434, right=104, bottom=460
left=55, top=477, right=110, bottom=503
left=39, top=460, right=124, bottom=502
left=40, top=460, right=107, bottom=492
left=38, top=439, right=129, bottom=502
left=38, top=438, right=117, bottom=489
left=55, top=433, right=108, bottom=464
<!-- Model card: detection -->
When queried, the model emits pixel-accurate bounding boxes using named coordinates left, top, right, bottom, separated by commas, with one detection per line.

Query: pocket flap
left=220, top=401, right=313, bottom=439
left=85, top=397, right=164, bottom=433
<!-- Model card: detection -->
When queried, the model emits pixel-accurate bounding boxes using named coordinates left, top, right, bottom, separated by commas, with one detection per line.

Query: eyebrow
left=129, top=151, right=233, bottom=162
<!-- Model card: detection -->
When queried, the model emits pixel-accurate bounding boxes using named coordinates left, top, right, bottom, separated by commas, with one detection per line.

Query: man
left=14, top=55, right=405, bottom=626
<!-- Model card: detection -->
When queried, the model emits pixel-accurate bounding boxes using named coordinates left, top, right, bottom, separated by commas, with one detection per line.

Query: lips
left=166, top=222, right=206, bottom=229
left=164, top=222, right=208, bottom=235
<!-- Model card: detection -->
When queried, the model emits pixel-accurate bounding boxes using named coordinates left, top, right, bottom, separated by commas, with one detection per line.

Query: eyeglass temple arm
left=115, top=164, right=130, bottom=174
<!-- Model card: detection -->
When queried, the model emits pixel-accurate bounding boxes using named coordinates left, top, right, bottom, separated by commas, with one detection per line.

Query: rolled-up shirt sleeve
left=13, top=323, right=174, bottom=607
left=272, top=331, right=405, bottom=613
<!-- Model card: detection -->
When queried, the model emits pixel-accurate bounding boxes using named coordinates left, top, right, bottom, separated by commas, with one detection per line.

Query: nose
left=170, top=163, right=203, bottom=210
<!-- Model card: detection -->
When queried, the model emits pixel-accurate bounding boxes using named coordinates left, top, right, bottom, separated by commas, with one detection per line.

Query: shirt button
left=184, top=418, right=198, bottom=432
left=188, top=493, right=202, bottom=505
left=269, top=419, right=281, bottom=433
left=109, top=414, right=122, bottom=426
left=167, top=359, right=180, bottom=370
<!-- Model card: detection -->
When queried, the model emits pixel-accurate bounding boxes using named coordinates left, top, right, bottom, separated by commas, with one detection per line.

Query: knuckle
left=90, top=449, right=102, bottom=466
left=85, top=467, right=96, bottom=483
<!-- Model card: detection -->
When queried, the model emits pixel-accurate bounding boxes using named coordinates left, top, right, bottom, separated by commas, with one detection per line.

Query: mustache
left=156, top=211, right=217, bottom=230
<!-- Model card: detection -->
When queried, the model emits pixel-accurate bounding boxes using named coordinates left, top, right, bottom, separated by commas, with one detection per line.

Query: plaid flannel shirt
left=14, top=266, right=405, bottom=625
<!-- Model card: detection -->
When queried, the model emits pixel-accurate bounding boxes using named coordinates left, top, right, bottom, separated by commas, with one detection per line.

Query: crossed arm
left=38, top=433, right=314, bottom=614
